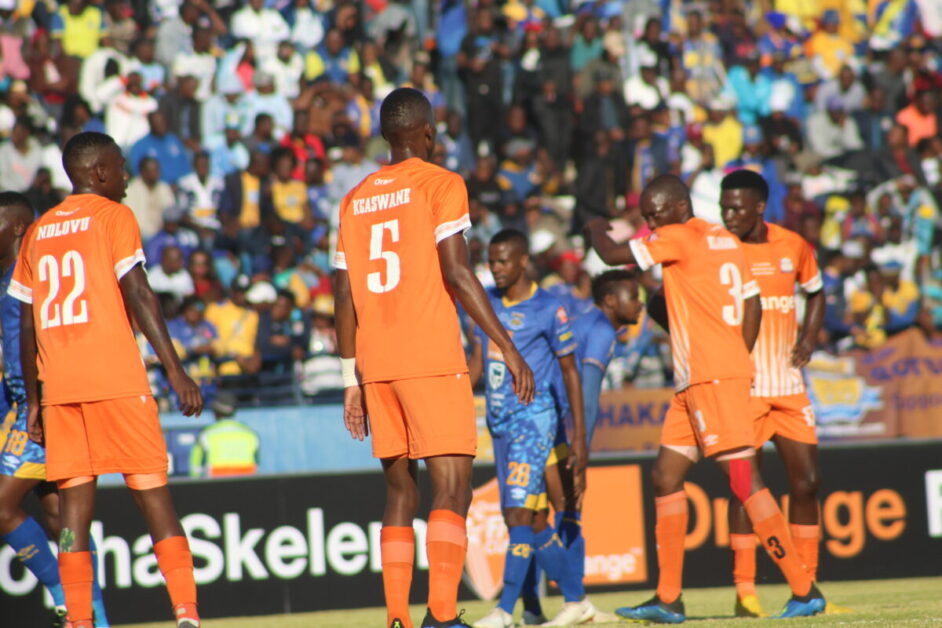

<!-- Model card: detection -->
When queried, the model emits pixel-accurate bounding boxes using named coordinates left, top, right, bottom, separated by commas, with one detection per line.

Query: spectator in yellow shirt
left=804, top=10, right=855, bottom=80
left=204, top=277, right=261, bottom=376
left=702, top=96, right=743, bottom=169
left=51, top=0, right=104, bottom=59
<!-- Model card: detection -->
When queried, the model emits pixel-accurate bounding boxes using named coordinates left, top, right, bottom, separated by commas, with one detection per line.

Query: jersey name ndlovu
left=35, top=217, right=92, bottom=241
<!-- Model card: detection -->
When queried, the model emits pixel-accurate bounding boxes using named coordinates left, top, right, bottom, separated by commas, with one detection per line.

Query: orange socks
left=426, top=509, right=467, bottom=622
left=744, top=490, right=812, bottom=597
left=382, top=526, right=416, bottom=628
left=654, top=491, right=688, bottom=604
left=790, top=524, right=820, bottom=580
left=59, top=551, right=94, bottom=624
left=154, top=535, right=198, bottom=621
left=730, top=534, right=757, bottom=598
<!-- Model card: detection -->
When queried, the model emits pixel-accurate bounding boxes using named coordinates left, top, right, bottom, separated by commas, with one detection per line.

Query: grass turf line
left=122, top=576, right=942, bottom=627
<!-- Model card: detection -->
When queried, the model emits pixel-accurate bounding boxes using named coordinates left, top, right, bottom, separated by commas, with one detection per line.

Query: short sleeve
left=430, top=172, right=471, bottom=244
left=630, top=226, right=685, bottom=271
left=582, top=325, right=616, bottom=372
left=333, top=226, right=347, bottom=270
left=741, top=260, right=760, bottom=299
left=8, top=225, right=37, bottom=304
left=549, top=304, right=577, bottom=357
left=50, top=11, right=65, bottom=37
left=796, top=238, right=822, bottom=293
left=110, top=205, right=146, bottom=280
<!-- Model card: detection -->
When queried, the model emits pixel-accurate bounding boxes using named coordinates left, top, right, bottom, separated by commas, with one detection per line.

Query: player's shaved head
left=489, top=229, right=531, bottom=291
left=0, top=191, right=34, bottom=264
left=592, top=269, right=638, bottom=305
left=381, top=88, right=433, bottom=144
left=640, top=174, right=693, bottom=228
left=490, top=229, right=530, bottom=255
left=62, top=131, right=128, bottom=202
left=721, top=169, right=769, bottom=202
left=0, top=192, right=35, bottom=223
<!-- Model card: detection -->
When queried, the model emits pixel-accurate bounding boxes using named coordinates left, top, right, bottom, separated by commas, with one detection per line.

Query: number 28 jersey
left=630, top=217, right=760, bottom=391
left=8, top=194, right=151, bottom=405
left=333, top=158, right=472, bottom=383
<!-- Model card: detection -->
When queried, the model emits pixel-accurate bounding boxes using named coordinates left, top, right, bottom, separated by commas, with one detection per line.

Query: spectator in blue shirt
left=129, top=111, right=192, bottom=184
left=722, top=49, right=772, bottom=126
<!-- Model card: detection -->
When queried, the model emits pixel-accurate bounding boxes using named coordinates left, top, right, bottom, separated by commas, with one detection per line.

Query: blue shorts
left=545, top=411, right=572, bottom=467
left=0, top=401, right=46, bottom=480
left=489, top=406, right=556, bottom=510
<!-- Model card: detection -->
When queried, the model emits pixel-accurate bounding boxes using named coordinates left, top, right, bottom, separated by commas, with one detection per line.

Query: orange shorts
left=44, top=395, right=167, bottom=482
left=660, top=378, right=753, bottom=458
left=365, top=373, right=476, bottom=460
left=750, top=393, right=818, bottom=448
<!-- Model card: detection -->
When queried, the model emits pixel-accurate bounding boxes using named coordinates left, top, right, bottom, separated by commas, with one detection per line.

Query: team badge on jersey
left=780, top=257, right=794, bottom=273
left=508, top=312, right=526, bottom=329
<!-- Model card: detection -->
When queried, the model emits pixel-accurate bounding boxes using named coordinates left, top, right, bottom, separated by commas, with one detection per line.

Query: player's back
left=743, top=222, right=822, bottom=397
left=334, top=158, right=471, bottom=383
left=9, top=194, right=151, bottom=405
left=634, top=217, right=758, bottom=390
left=572, top=306, right=616, bottom=370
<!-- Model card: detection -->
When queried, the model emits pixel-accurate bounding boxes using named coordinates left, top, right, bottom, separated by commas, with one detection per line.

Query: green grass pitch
left=124, top=576, right=941, bottom=627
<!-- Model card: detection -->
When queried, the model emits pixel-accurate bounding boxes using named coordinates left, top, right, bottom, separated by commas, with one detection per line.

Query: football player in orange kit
left=720, top=169, right=836, bottom=617
left=585, top=174, right=826, bottom=622
left=332, top=87, right=534, bottom=628
left=12, top=132, right=204, bottom=628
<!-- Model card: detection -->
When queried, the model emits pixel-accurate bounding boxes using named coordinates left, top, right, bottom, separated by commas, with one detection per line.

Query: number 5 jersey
left=333, top=158, right=472, bottom=383
left=9, top=194, right=152, bottom=405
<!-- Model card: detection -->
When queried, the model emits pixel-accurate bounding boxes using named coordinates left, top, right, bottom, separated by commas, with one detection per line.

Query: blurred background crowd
left=1, top=0, right=941, bottom=409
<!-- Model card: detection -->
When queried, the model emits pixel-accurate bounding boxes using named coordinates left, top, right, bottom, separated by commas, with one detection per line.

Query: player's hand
left=343, top=386, right=369, bottom=441
left=168, top=370, right=203, bottom=417
left=504, top=348, right=534, bottom=404
left=790, top=336, right=815, bottom=369
left=27, top=404, right=44, bottom=446
left=567, top=439, right=589, bottom=507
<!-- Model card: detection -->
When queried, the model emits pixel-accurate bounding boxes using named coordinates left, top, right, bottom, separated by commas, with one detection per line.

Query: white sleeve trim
left=629, top=238, right=655, bottom=271
left=7, top=279, right=32, bottom=304
left=801, top=272, right=823, bottom=293
left=434, top=215, right=472, bottom=244
left=332, top=251, right=348, bottom=270
left=115, top=249, right=146, bottom=280
left=743, top=279, right=760, bottom=299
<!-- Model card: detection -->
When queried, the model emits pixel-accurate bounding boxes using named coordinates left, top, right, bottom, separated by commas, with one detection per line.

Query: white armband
left=341, top=357, right=360, bottom=388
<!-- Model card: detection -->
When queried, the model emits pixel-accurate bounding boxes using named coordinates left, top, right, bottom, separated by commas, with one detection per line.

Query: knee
left=651, top=464, right=683, bottom=496
left=387, top=481, right=419, bottom=511
left=505, top=508, right=532, bottom=528
left=790, top=468, right=820, bottom=502
left=0, top=501, right=18, bottom=528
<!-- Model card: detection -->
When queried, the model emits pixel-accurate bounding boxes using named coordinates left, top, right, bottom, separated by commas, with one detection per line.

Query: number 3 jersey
left=8, top=194, right=151, bottom=405
left=333, top=157, right=472, bottom=383
left=630, top=217, right=760, bottom=392
left=474, top=285, right=577, bottom=426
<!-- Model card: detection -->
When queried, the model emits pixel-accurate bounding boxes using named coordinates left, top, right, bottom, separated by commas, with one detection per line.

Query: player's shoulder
left=404, top=159, right=464, bottom=189
left=534, top=287, right=570, bottom=321
left=766, top=222, right=811, bottom=250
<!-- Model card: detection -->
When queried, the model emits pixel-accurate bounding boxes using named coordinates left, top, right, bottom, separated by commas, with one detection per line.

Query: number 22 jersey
left=629, top=217, right=760, bottom=391
left=333, top=158, right=472, bottom=383
left=8, top=194, right=151, bottom=405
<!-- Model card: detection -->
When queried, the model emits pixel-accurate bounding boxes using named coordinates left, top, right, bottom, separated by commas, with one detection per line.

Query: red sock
left=730, top=534, right=757, bottom=598
left=426, top=509, right=467, bottom=621
left=745, top=490, right=812, bottom=597
left=59, top=551, right=94, bottom=624
left=790, top=524, right=820, bottom=580
left=654, top=491, right=688, bottom=604
left=382, top=526, right=415, bottom=628
left=154, top=536, right=198, bottom=620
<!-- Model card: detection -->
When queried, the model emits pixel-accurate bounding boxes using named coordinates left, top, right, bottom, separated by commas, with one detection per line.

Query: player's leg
left=0, top=475, right=69, bottom=609
left=390, top=374, right=476, bottom=628
left=773, top=435, right=820, bottom=577
left=381, top=455, right=420, bottom=628
left=726, top=446, right=766, bottom=618
left=57, top=478, right=98, bottom=628
left=128, top=479, right=199, bottom=627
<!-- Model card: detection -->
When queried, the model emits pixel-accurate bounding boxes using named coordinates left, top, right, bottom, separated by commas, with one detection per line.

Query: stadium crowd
left=1, top=0, right=941, bottom=408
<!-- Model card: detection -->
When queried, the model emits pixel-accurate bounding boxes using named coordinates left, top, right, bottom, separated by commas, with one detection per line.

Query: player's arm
left=438, top=234, right=534, bottom=403
left=559, top=353, right=588, bottom=503
left=742, top=295, right=762, bottom=352
left=20, top=302, right=43, bottom=444
left=120, top=266, right=203, bottom=416
left=792, top=289, right=824, bottom=368
left=333, top=268, right=368, bottom=441
left=646, top=286, right=670, bottom=332
left=580, top=362, right=604, bottom=445
left=584, top=217, right=637, bottom=266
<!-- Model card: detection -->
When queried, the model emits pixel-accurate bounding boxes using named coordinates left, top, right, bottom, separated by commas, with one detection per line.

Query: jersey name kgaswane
left=36, top=217, right=92, bottom=240
left=353, top=188, right=412, bottom=216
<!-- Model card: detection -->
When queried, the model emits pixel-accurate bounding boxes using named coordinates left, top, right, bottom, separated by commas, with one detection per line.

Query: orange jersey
left=333, top=158, right=472, bottom=383
left=9, top=194, right=151, bottom=405
left=630, top=217, right=759, bottom=391
left=743, top=223, right=822, bottom=398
